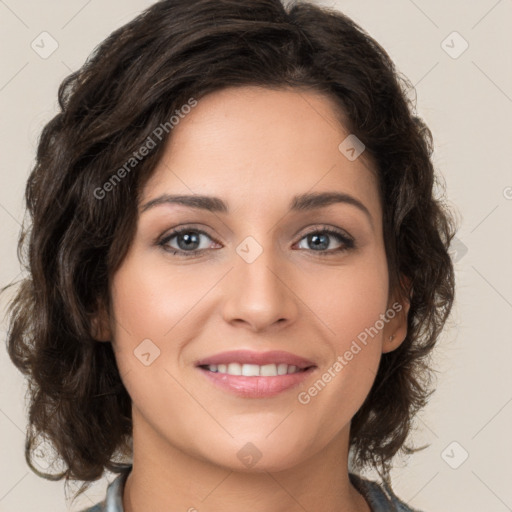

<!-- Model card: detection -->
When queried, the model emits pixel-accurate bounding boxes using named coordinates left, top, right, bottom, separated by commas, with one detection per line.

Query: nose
left=221, top=244, right=299, bottom=333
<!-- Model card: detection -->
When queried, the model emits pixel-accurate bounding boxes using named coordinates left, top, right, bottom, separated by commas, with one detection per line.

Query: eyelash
left=157, top=225, right=355, bottom=258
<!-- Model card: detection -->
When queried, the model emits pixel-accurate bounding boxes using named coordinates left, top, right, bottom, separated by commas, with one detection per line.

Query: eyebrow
left=140, top=191, right=373, bottom=227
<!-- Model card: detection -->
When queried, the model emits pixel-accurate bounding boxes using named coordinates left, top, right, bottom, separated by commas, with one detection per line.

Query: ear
left=382, top=275, right=412, bottom=354
left=89, top=299, right=112, bottom=342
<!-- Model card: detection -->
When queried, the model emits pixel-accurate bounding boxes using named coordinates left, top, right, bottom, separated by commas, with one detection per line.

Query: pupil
left=310, top=233, right=328, bottom=250
left=179, top=232, right=199, bottom=250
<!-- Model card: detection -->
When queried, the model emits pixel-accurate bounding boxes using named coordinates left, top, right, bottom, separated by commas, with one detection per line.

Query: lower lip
left=197, top=367, right=316, bottom=398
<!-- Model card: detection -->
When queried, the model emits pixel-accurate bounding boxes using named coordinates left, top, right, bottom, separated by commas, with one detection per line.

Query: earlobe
left=383, top=331, right=404, bottom=353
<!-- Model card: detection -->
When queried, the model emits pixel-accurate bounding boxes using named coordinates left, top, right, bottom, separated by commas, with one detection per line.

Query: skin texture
left=95, top=86, right=410, bottom=512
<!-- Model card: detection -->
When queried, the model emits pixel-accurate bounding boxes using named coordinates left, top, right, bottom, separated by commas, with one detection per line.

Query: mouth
left=194, top=350, right=317, bottom=398
left=198, top=362, right=314, bottom=377
left=194, top=349, right=316, bottom=370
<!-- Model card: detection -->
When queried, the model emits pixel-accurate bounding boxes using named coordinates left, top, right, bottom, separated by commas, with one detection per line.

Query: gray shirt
left=80, top=466, right=423, bottom=512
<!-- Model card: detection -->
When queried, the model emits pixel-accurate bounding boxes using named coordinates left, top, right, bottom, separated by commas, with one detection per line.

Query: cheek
left=110, top=254, right=210, bottom=346
left=107, top=255, right=207, bottom=413
left=305, top=251, right=389, bottom=345
left=108, top=252, right=229, bottom=411
left=296, top=251, right=388, bottom=408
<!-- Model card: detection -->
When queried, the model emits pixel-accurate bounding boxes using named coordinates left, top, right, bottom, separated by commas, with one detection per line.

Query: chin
left=198, top=437, right=315, bottom=474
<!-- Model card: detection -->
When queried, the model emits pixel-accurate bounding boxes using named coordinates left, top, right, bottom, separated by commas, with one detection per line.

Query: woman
left=4, top=0, right=456, bottom=511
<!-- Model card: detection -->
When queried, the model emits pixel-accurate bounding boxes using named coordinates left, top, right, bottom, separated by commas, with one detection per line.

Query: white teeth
left=241, top=364, right=260, bottom=376
left=227, top=362, right=242, bottom=375
left=205, top=363, right=304, bottom=376
left=260, top=364, right=278, bottom=376
left=277, top=363, right=288, bottom=375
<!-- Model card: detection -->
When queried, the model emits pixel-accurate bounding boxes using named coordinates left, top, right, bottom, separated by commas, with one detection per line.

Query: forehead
left=140, top=86, right=381, bottom=225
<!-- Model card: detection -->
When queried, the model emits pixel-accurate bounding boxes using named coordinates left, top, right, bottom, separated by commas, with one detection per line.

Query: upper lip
left=195, top=350, right=316, bottom=369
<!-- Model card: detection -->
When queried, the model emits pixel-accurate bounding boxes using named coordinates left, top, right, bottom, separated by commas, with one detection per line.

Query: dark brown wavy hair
left=3, top=0, right=457, bottom=504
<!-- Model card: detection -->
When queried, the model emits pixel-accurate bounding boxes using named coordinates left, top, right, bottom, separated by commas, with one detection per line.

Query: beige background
left=1, top=0, right=511, bottom=510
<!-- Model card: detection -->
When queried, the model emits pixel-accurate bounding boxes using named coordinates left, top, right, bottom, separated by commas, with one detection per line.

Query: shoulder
left=349, top=473, right=425, bottom=512
left=77, top=466, right=132, bottom=512
left=78, top=505, right=103, bottom=512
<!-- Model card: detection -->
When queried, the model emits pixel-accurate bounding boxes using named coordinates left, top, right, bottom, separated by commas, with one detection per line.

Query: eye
left=294, top=226, right=355, bottom=255
left=158, top=227, right=219, bottom=257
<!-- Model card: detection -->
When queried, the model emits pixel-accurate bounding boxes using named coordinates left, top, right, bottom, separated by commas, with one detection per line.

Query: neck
left=122, top=407, right=370, bottom=512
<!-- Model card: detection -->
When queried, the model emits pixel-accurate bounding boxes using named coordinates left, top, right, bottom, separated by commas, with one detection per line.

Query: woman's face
left=103, top=86, right=408, bottom=472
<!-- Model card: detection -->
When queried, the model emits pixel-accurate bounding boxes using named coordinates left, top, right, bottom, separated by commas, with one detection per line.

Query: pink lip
left=197, top=366, right=316, bottom=398
left=194, top=349, right=316, bottom=369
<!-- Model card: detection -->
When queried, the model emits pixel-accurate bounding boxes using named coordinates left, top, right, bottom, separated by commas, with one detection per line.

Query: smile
left=200, top=362, right=307, bottom=376
left=197, top=365, right=316, bottom=398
